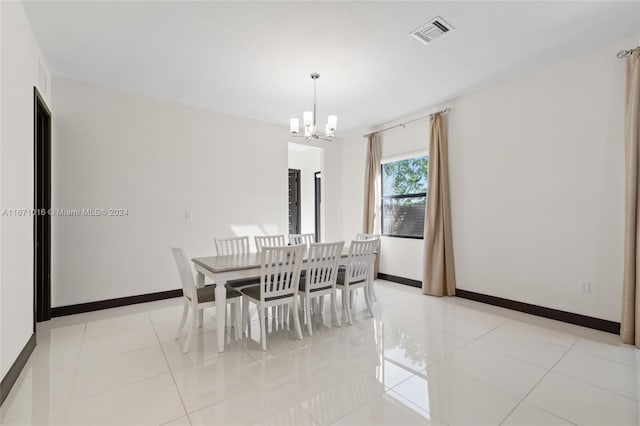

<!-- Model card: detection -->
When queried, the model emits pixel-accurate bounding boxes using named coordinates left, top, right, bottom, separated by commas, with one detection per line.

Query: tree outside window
left=381, top=155, right=428, bottom=238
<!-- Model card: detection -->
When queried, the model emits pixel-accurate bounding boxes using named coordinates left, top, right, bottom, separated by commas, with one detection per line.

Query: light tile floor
left=1, top=281, right=639, bottom=426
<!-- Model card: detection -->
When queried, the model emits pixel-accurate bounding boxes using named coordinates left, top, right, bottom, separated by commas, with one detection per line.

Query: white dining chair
left=171, top=247, right=242, bottom=353
left=215, top=235, right=250, bottom=255
left=289, top=233, right=315, bottom=246
left=214, top=235, right=259, bottom=330
left=355, top=233, right=380, bottom=301
left=241, top=244, right=305, bottom=351
left=254, top=234, right=288, bottom=322
left=254, top=234, right=286, bottom=252
left=337, top=239, right=377, bottom=324
left=299, top=241, right=344, bottom=335
left=213, top=236, right=258, bottom=289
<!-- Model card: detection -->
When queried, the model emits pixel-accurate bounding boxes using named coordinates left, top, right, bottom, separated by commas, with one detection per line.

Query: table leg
left=196, top=271, right=205, bottom=328
left=215, top=282, right=226, bottom=352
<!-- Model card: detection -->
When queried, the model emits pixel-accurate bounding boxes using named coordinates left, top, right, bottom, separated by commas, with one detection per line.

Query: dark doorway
left=314, top=171, right=321, bottom=242
left=34, top=87, right=51, bottom=325
left=288, top=169, right=301, bottom=235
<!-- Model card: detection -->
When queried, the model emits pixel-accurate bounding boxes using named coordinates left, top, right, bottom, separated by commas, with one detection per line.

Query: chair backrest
left=305, top=241, right=344, bottom=292
left=170, top=247, right=196, bottom=302
left=254, top=234, right=286, bottom=252
left=345, top=239, right=377, bottom=284
left=289, top=233, right=315, bottom=246
left=215, top=236, right=250, bottom=255
left=356, top=233, right=380, bottom=241
left=259, top=244, right=305, bottom=301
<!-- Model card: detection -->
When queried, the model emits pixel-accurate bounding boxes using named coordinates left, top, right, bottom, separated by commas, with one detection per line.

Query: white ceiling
left=23, top=1, right=640, bottom=133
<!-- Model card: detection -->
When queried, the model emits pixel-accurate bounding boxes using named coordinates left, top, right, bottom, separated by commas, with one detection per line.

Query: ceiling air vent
left=410, top=16, right=454, bottom=45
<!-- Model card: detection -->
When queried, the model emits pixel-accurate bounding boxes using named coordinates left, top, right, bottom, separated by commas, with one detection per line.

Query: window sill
left=381, top=234, right=424, bottom=240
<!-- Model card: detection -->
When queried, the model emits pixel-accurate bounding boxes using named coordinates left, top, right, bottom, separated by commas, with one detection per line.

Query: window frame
left=380, top=154, right=428, bottom=240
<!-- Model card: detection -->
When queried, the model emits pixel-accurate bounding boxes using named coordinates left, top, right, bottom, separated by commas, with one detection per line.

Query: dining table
left=191, top=247, right=373, bottom=352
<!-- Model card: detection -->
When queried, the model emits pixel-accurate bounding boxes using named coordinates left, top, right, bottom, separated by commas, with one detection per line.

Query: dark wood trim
left=1, top=334, right=36, bottom=406
left=456, top=289, right=620, bottom=335
left=378, top=273, right=422, bottom=288
left=375, top=273, right=620, bottom=335
left=34, top=87, right=52, bottom=326
left=51, top=289, right=183, bottom=317
left=33, top=87, right=51, bottom=116
left=380, top=234, right=424, bottom=240
left=314, top=171, right=321, bottom=242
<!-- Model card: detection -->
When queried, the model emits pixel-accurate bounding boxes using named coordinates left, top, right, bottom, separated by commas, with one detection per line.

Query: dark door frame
left=288, top=168, right=301, bottom=235
left=314, top=171, right=321, bottom=242
left=34, top=87, right=52, bottom=327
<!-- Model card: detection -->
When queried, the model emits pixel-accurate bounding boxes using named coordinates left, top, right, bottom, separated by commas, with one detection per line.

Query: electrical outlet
left=185, top=210, right=192, bottom=221
left=578, top=280, right=591, bottom=293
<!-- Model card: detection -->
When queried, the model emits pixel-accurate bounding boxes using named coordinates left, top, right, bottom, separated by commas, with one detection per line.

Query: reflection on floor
left=1, top=280, right=639, bottom=425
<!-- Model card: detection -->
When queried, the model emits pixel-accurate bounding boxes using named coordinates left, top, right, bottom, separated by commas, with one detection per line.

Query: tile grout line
left=60, top=321, right=89, bottom=423
left=472, top=326, right=572, bottom=370
left=550, top=367, right=640, bottom=404
left=150, top=311, right=193, bottom=426
left=498, top=340, right=579, bottom=426
left=570, top=341, right=640, bottom=372
left=67, top=322, right=173, bottom=405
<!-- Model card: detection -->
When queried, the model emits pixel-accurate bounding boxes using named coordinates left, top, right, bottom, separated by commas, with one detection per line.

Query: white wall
left=51, top=78, right=343, bottom=307
left=0, top=1, right=52, bottom=378
left=342, top=36, right=638, bottom=322
left=288, top=144, right=322, bottom=238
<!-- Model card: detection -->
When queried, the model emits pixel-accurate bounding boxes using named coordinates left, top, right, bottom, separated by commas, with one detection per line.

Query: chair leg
left=364, top=285, right=374, bottom=318
left=319, top=295, right=325, bottom=318
left=183, top=307, right=198, bottom=354
left=300, top=295, right=307, bottom=325
left=258, top=305, right=267, bottom=351
left=233, top=300, right=241, bottom=340
left=283, top=304, right=289, bottom=326
left=341, top=288, right=348, bottom=324
left=369, top=279, right=377, bottom=302
left=231, top=303, right=237, bottom=329
left=345, top=288, right=353, bottom=325
left=331, top=292, right=341, bottom=327
left=292, top=301, right=303, bottom=340
left=306, top=296, right=313, bottom=336
left=176, top=302, right=188, bottom=338
left=242, top=296, right=250, bottom=337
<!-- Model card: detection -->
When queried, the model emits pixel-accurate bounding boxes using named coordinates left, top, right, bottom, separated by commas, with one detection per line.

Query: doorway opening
left=34, top=87, right=52, bottom=325
left=287, top=143, right=324, bottom=241
left=288, top=169, right=301, bottom=235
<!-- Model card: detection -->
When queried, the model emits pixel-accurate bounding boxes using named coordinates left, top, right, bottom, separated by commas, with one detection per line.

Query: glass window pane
left=382, top=196, right=425, bottom=238
left=382, top=156, right=428, bottom=196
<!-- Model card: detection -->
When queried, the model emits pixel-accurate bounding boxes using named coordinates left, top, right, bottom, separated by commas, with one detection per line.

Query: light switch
left=185, top=210, right=192, bottom=221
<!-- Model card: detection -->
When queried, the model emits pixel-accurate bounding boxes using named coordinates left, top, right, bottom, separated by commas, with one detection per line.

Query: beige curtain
left=363, top=133, right=381, bottom=276
left=423, top=114, right=456, bottom=296
left=622, top=50, right=640, bottom=347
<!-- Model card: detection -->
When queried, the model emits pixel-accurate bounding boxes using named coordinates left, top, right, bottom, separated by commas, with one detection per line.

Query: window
left=381, top=155, right=428, bottom=238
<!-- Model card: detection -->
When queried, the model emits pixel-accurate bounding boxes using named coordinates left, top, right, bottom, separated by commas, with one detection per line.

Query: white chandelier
left=290, top=73, right=337, bottom=142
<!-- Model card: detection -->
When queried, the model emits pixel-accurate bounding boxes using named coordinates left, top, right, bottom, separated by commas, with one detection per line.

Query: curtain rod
left=617, top=46, right=640, bottom=58
left=363, top=107, right=452, bottom=138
